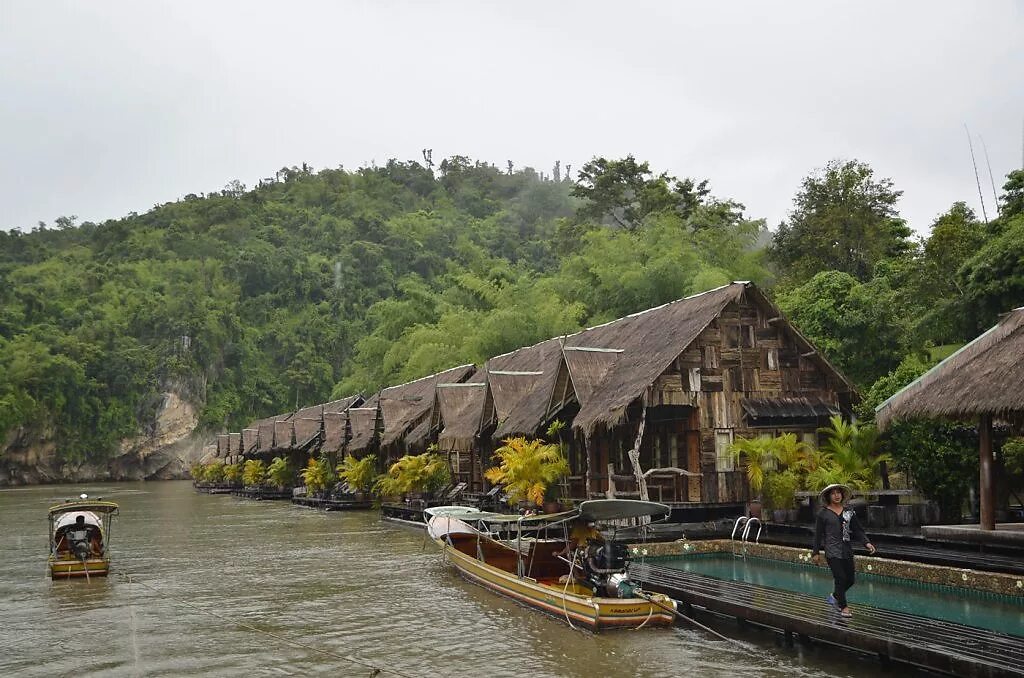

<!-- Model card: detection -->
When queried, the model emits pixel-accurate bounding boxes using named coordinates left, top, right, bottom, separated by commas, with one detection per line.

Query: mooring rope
left=634, top=588, right=756, bottom=652
left=116, top=572, right=417, bottom=678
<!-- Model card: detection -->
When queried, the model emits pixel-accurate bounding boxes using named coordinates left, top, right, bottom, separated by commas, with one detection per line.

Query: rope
left=116, top=572, right=417, bottom=678
left=634, top=588, right=756, bottom=652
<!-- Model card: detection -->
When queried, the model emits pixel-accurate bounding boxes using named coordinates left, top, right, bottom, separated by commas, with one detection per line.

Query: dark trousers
left=827, top=556, right=856, bottom=608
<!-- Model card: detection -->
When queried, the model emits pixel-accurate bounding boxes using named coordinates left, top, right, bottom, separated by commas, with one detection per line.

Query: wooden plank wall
left=652, top=291, right=845, bottom=503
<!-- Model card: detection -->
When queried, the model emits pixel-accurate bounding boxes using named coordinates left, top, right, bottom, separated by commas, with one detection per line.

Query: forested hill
left=1, top=156, right=1022, bottom=470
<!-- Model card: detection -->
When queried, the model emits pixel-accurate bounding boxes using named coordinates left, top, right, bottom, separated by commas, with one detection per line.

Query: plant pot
left=543, top=500, right=562, bottom=514
left=747, top=500, right=763, bottom=519
left=772, top=509, right=787, bottom=524
left=786, top=509, right=799, bottom=523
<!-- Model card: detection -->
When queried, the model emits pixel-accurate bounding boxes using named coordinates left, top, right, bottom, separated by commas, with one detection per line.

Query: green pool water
left=659, top=553, right=1024, bottom=637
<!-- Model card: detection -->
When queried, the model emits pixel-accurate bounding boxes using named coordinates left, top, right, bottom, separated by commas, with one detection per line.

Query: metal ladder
left=730, top=516, right=763, bottom=557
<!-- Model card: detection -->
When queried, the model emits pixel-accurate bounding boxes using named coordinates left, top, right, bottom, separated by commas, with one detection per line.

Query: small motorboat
left=48, top=494, right=119, bottom=580
left=427, top=499, right=677, bottom=630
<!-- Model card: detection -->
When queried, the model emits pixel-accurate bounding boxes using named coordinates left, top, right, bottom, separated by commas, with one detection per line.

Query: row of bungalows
left=215, top=282, right=858, bottom=519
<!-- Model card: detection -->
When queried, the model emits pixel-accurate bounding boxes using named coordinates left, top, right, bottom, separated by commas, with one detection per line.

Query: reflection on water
left=2, top=481, right=894, bottom=677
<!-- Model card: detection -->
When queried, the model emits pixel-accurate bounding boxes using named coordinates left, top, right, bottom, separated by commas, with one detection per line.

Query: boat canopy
left=578, top=499, right=670, bottom=522
left=438, top=499, right=670, bottom=526
left=48, top=501, right=119, bottom=519
left=53, top=511, right=104, bottom=532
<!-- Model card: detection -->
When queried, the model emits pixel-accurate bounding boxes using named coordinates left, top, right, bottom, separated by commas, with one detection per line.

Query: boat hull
left=49, top=557, right=110, bottom=579
left=439, top=540, right=675, bottom=630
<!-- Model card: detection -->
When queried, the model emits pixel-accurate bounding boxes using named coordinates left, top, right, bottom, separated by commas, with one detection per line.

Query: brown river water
left=1, top=481, right=894, bottom=677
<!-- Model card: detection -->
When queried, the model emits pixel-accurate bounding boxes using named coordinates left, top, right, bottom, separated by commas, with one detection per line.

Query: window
left=715, top=429, right=734, bottom=471
left=670, top=434, right=679, bottom=468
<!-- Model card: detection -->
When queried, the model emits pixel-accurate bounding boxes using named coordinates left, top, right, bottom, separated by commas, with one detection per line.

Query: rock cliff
left=0, top=390, right=209, bottom=486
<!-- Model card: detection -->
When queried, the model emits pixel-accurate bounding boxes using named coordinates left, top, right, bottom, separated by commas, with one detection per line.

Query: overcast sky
left=2, top=1, right=1022, bottom=235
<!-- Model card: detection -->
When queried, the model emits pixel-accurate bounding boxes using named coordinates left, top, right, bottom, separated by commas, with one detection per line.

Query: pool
left=659, top=553, right=1024, bottom=637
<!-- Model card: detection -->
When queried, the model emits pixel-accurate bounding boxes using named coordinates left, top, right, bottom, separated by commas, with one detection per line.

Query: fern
left=485, top=436, right=569, bottom=507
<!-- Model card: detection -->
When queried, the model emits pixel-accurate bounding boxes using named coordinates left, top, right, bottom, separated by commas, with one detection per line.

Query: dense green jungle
left=2, top=155, right=1023, bottom=508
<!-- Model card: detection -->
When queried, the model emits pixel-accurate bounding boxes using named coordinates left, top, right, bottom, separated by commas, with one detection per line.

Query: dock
left=291, top=496, right=372, bottom=511
left=230, top=488, right=292, bottom=500
left=632, top=563, right=1024, bottom=678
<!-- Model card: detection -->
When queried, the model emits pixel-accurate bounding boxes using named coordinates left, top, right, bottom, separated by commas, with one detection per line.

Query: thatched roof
left=436, top=382, right=488, bottom=452
left=567, top=283, right=745, bottom=434
left=241, top=428, right=259, bottom=455
left=876, top=307, right=1024, bottom=430
left=567, top=282, right=855, bottom=435
left=228, top=432, right=242, bottom=456
left=294, top=415, right=322, bottom=449
left=216, top=434, right=230, bottom=458
left=488, top=338, right=564, bottom=438
left=562, top=347, right=621, bottom=405
left=255, top=418, right=276, bottom=454
left=346, top=396, right=381, bottom=455
left=273, top=420, right=294, bottom=450
left=378, top=364, right=476, bottom=447
left=320, top=394, right=362, bottom=452
left=324, top=395, right=363, bottom=414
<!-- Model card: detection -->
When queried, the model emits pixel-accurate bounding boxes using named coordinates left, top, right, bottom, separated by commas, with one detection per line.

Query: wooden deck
left=230, top=488, right=293, bottom=501
left=632, top=563, right=1024, bottom=677
left=291, top=496, right=372, bottom=511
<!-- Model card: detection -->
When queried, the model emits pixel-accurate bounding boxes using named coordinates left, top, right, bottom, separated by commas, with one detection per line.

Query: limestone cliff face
left=0, top=390, right=210, bottom=486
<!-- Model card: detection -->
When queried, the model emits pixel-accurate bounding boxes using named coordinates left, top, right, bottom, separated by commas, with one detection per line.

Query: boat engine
left=581, top=542, right=639, bottom=598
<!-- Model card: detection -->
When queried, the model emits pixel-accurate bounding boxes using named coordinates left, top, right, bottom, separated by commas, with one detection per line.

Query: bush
left=887, top=420, right=976, bottom=522
left=763, top=471, right=799, bottom=511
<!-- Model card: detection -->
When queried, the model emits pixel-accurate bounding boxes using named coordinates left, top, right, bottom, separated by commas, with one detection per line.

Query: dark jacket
left=813, top=506, right=868, bottom=560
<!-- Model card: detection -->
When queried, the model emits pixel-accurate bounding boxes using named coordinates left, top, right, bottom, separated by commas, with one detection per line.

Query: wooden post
left=979, top=414, right=995, bottom=530
left=628, top=393, right=651, bottom=502
left=584, top=433, right=592, bottom=499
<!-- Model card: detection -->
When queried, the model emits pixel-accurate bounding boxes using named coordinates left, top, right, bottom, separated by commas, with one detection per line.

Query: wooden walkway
left=291, top=496, right=372, bottom=511
left=632, top=563, right=1024, bottom=678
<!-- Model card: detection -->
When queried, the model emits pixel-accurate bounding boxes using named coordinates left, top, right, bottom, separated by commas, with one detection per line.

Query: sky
left=1, top=1, right=1022, bottom=235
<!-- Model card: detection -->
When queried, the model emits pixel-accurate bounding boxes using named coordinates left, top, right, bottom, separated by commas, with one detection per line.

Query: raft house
left=199, top=282, right=1023, bottom=675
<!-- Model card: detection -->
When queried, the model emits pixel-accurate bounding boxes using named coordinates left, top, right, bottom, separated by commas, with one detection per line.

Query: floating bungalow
left=223, top=282, right=858, bottom=518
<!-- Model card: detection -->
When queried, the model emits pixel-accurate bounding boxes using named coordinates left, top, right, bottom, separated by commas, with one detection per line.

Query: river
left=2, top=481, right=894, bottom=677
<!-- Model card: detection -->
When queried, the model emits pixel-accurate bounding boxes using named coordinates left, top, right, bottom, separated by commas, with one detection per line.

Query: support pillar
left=979, top=414, right=995, bottom=531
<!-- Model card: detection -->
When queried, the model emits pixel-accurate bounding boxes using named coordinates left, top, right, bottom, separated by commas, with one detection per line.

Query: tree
left=572, top=156, right=709, bottom=231
left=775, top=270, right=907, bottom=386
left=999, top=169, right=1024, bottom=220
left=770, top=159, right=912, bottom=284
left=958, top=213, right=1024, bottom=332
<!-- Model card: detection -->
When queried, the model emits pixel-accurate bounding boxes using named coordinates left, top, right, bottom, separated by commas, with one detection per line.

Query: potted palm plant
left=266, top=456, right=293, bottom=490
left=485, top=436, right=569, bottom=511
left=223, top=462, right=242, bottom=488
left=242, top=459, right=267, bottom=488
left=337, top=454, right=377, bottom=500
left=204, top=461, right=226, bottom=485
left=300, top=457, right=333, bottom=497
left=374, top=452, right=449, bottom=502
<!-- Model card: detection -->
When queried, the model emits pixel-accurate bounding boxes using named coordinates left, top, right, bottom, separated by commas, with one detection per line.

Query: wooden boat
left=427, top=499, right=677, bottom=630
left=48, top=495, right=119, bottom=580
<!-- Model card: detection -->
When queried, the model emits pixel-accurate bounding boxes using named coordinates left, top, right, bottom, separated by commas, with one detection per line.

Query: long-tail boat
left=426, top=499, right=677, bottom=630
left=48, top=495, right=119, bottom=580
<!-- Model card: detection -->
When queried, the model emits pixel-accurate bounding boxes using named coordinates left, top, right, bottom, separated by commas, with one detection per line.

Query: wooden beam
left=979, top=414, right=995, bottom=530
left=800, top=350, right=817, bottom=358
